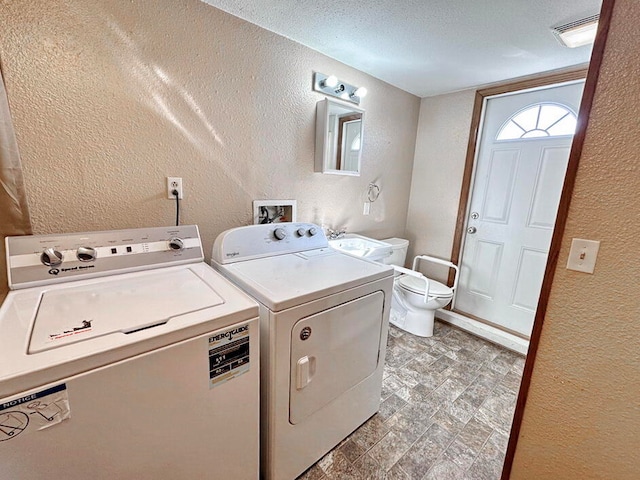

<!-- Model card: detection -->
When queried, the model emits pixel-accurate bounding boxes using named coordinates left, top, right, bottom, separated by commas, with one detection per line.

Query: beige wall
left=511, top=0, right=640, bottom=477
left=0, top=0, right=419, bottom=260
left=405, top=90, right=475, bottom=278
left=4, top=1, right=637, bottom=473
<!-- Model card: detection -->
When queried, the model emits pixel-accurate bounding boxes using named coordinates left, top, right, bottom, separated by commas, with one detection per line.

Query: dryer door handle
left=296, top=356, right=316, bottom=390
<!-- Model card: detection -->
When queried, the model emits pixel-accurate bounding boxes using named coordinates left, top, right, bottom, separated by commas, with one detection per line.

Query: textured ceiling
left=201, top=0, right=602, bottom=97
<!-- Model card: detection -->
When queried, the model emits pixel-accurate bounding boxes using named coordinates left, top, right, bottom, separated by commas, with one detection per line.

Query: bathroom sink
left=328, top=234, right=392, bottom=261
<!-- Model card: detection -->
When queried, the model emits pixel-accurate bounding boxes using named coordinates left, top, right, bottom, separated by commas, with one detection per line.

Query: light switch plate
left=566, top=238, right=600, bottom=273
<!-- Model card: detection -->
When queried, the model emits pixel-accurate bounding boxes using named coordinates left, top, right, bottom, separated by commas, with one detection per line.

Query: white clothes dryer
left=212, top=223, right=394, bottom=480
left=0, top=225, right=260, bottom=480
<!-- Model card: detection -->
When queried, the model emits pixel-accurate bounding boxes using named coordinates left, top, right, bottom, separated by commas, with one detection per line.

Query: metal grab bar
left=392, top=256, right=459, bottom=305
left=392, top=265, right=431, bottom=304
left=411, top=255, right=460, bottom=291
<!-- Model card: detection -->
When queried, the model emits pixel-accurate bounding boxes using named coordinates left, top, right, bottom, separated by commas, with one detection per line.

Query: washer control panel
left=6, top=225, right=203, bottom=290
left=212, top=223, right=329, bottom=264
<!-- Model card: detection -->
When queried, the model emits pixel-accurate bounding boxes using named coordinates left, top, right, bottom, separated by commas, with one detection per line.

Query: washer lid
left=217, top=249, right=393, bottom=311
left=0, top=263, right=259, bottom=400
left=398, top=275, right=453, bottom=297
left=29, top=268, right=224, bottom=353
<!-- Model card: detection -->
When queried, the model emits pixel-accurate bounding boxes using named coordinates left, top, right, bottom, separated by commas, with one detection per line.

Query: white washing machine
left=212, top=223, right=394, bottom=480
left=0, top=225, right=260, bottom=480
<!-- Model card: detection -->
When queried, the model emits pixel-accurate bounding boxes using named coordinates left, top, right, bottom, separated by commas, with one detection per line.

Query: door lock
left=470, top=212, right=479, bottom=219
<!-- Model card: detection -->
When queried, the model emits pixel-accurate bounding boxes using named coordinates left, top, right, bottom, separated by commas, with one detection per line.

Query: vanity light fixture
left=313, top=72, right=367, bottom=105
left=552, top=14, right=599, bottom=48
left=322, top=75, right=339, bottom=88
left=351, top=87, right=368, bottom=100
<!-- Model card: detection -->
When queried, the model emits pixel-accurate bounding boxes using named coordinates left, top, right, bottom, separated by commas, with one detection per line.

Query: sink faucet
left=327, top=228, right=346, bottom=240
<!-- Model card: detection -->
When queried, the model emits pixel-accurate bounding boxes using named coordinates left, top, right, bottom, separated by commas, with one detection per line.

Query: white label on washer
left=208, top=323, right=250, bottom=389
left=48, top=320, right=93, bottom=342
left=0, top=384, right=70, bottom=442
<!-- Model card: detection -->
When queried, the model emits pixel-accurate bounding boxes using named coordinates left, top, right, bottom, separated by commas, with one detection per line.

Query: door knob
left=467, top=226, right=477, bottom=234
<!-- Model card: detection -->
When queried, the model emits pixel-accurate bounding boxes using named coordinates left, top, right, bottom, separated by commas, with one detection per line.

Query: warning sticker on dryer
left=208, top=323, right=250, bottom=389
left=0, top=384, right=70, bottom=442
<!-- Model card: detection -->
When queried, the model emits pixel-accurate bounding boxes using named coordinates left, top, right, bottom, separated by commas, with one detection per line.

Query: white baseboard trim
left=437, top=310, right=529, bottom=355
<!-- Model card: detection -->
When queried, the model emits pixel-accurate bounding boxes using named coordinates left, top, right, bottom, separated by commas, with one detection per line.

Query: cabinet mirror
left=315, top=99, right=364, bottom=176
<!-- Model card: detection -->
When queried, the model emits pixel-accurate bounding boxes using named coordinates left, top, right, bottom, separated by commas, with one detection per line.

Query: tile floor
left=298, top=320, right=525, bottom=480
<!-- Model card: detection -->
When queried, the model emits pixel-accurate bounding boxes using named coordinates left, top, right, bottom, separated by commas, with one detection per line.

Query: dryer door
left=289, top=291, right=385, bottom=424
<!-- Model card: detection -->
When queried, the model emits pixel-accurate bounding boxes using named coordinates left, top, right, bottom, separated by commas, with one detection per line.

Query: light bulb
left=353, top=87, right=368, bottom=98
left=323, top=75, right=338, bottom=88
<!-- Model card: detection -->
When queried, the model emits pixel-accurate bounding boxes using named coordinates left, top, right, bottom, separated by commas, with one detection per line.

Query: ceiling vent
left=552, top=14, right=599, bottom=48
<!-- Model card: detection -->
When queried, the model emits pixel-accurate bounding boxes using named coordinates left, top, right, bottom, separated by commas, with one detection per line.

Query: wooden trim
left=452, top=308, right=530, bottom=340
left=478, top=66, right=589, bottom=98
left=448, top=91, right=483, bottom=286
left=447, top=66, right=588, bottom=287
left=501, top=1, right=616, bottom=478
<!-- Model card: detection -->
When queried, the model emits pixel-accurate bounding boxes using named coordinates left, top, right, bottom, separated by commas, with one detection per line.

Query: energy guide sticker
left=0, top=384, right=70, bottom=442
left=208, top=323, right=250, bottom=389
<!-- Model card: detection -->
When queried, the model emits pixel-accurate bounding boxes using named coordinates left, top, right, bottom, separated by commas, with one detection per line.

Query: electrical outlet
left=167, top=177, right=183, bottom=199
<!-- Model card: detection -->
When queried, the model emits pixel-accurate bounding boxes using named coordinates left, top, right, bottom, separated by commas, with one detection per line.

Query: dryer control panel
left=212, top=223, right=329, bottom=264
left=6, top=225, right=203, bottom=289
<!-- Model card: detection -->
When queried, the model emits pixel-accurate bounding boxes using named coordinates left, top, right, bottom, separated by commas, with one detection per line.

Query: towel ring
left=367, top=183, right=381, bottom=202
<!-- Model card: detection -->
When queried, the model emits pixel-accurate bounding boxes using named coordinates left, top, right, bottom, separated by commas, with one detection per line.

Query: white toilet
left=381, top=238, right=459, bottom=337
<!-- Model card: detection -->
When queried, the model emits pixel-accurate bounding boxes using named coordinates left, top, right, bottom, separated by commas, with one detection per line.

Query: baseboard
left=437, top=310, right=529, bottom=355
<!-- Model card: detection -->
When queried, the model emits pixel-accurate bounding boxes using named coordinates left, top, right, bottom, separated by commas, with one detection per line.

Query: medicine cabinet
left=315, top=99, right=364, bottom=176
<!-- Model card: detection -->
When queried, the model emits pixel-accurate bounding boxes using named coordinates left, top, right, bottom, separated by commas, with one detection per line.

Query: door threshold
left=437, top=310, right=529, bottom=355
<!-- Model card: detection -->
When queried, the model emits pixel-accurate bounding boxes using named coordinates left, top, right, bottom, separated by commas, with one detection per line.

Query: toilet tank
left=381, top=238, right=409, bottom=267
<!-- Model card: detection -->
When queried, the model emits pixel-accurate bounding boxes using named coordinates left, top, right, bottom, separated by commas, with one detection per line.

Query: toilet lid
left=398, top=275, right=453, bottom=297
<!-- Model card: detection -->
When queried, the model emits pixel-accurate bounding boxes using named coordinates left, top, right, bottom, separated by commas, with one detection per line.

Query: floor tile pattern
left=297, top=321, right=525, bottom=480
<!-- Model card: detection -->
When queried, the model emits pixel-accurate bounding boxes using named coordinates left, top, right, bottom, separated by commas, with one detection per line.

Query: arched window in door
left=496, top=102, right=577, bottom=140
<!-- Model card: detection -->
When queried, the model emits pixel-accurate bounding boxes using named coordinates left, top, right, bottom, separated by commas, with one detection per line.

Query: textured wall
left=511, top=0, right=640, bottom=477
left=405, top=90, right=475, bottom=277
left=0, top=0, right=419, bottom=260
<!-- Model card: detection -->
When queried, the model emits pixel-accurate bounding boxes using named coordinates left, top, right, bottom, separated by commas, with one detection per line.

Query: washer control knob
left=76, top=246, right=97, bottom=262
left=41, top=248, right=63, bottom=266
left=168, top=238, right=184, bottom=251
left=296, top=228, right=307, bottom=237
left=273, top=228, right=287, bottom=240
left=308, top=227, right=318, bottom=236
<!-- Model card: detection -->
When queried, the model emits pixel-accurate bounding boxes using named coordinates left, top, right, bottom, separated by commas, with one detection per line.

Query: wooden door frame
left=450, top=80, right=587, bottom=335
left=498, top=1, right=614, bottom=477
left=448, top=69, right=588, bottom=290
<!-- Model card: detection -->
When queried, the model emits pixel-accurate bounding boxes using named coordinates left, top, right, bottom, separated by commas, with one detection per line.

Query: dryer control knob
left=308, top=227, right=318, bottom=236
left=168, top=238, right=184, bottom=251
left=41, top=247, right=63, bottom=266
left=76, top=246, right=97, bottom=262
left=296, top=228, right=307, bottom=237
left=273, top=228, right=287, bottom=240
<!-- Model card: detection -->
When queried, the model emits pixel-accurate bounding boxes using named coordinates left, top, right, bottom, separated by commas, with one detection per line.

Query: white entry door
left=455, top=82, right=584, bottom=337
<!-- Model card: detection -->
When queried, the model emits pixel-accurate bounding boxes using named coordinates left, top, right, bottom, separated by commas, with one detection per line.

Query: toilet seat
left=397, top=275, right=453, bottom=297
